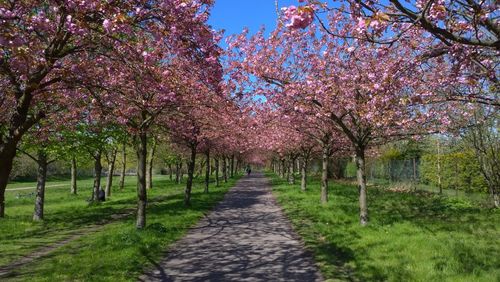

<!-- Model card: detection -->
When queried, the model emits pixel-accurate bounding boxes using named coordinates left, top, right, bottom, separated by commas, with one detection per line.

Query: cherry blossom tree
left=281, top=0, right=499, bottom=106
left=227, top=12, right=476, bottom=224
left=0, top=0, right=220, bottom=219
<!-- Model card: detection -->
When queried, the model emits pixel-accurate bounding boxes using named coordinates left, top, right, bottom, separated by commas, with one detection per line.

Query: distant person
left=98, top=188, right=106, bottom=202
left=246, top=166, right=252, bottom=176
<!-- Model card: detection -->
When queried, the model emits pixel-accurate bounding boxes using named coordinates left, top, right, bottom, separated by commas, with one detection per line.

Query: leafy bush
left=420, top=150, right=487, bottom=193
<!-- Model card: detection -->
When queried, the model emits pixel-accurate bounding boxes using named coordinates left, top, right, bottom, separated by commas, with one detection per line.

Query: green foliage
left=345, top=161, right=357, bottom=178
left=380, top=140, right=424, bottom=161
left=420, top=149, right=487, bottom=193
left=268, top=172, right=500, bottom=282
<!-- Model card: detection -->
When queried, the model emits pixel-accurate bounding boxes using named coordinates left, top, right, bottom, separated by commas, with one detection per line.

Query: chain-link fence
left=308, top=156, right=490, bottom=205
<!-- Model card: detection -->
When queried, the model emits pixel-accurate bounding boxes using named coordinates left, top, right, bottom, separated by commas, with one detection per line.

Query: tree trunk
left=176, top=162, right=181, bottom=184
left=204, top=150, right=210, bottom=193
left=288, top=158, right=295, bottom=184
left=33, top=151, right=48, bottom=221
left=0, top=142, right=17, bottom=217
left=185, top=144, right=197, bottom=206
left=119, top=143, right=126, bottom=190
left=492, top=192, right=500, bottom=208
left=321, top=146, right=329, bottom=204
left=180, top=162, right=184, bottom=182
left=105, top=148, right=117, bottom=199
left=71, top=156, right=77, bottom=195
left=223, top=157, right=228, bottom=183
left=286, top=160, right=291, bottom=182
left=281, top=159, right=286, bottom=178
left=413, top=157, right=417, bottom=192
left=230, top=154, right=235, bottom=178
left=301, top=158, right=308, bottom=191
left=437, top=139, right=442, bottom=194
left=146, top=138, right=156, bottom=190
left=136, top=131, right=148, bottom=229
left=355, top=147, right=368, bottom=226
left=92, top=150, right=103, bottom=202
left=168, top=164, right=173, bottom=181
left=235, top=158, right=240, bottom=175
left=215, top=158, right=220, bottom=187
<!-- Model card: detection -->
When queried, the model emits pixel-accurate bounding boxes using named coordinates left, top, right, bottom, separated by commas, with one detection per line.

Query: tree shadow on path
left=139, top=173, right=322, bottom=282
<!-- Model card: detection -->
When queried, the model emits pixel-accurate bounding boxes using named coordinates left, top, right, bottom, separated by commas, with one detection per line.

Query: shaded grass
left=0, top=174, right=239, bottom=280
left=268, top=172, right=500, bottom=282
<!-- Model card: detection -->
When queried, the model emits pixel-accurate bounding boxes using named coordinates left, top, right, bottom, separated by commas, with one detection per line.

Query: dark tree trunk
left=185, top=144, right=197, bottom=206
left=136, top=131, right=148, bottom=229
left=222, top=157, right=228, bottom=183
left=355, top=147, right=368, bottom=226
left=0, top=88, right=43, bottom=218
left=321, top=146, right=329, bottom=204
left=146, top=138, right=156, bottom=190
left=33, top=151, right=48, bottom=221
left=105, top=148, right=117, bottom=199
left=215, top=158, right=220, bottom=187
left=230, top=154, right=235, bottom=178
left=180, top=162, right=184, bottom=182
left=0, top=142, right=17, bottom=217
left=204, top=149, right=210, bottom=193
left=71, top=156, right=77, bottom=195
left=280, top=159, right=286, bottom=178
left=301, top=158, right=308, bottom=191
left=119, top=142, right=126, bottom=190
left=92, top=150, right=103, bottom=202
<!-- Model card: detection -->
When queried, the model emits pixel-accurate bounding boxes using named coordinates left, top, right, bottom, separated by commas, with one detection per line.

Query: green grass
left=268, top=172, right=500, bottom=282
left=1, top=174, right=241, bottom=281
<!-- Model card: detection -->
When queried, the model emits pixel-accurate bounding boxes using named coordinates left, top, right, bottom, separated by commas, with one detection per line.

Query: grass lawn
left=268, top=172, right=500, bottom=282
left=1, top=174, right=241, bottom=281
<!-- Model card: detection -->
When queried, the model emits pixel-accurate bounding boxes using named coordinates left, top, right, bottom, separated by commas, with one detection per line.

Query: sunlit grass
left=268, top=172, right=500, bottom=282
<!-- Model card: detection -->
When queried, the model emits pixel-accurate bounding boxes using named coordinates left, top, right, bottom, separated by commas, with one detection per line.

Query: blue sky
left=207, top=1, right=298, bottom=102
left=208, top=0, right=297, bottom=43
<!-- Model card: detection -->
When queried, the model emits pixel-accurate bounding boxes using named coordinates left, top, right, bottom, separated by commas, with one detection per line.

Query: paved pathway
left=140, top=172, right=322, bottom=282
left=6, top=183, right=67, bottom=191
